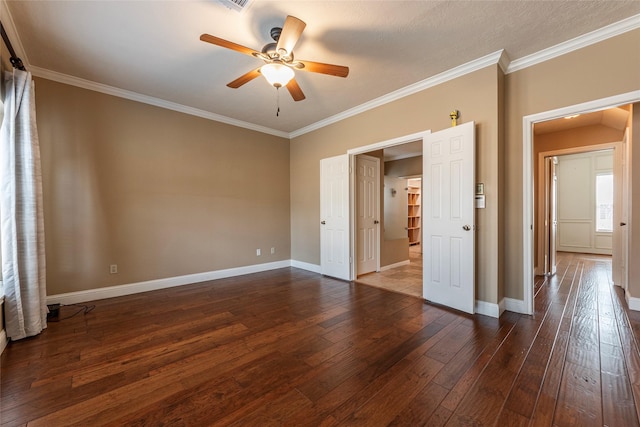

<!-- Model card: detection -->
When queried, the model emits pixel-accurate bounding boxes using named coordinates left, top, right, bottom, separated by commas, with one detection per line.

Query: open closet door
left=320, top=154, right=351, bottom=281
left=423, top=122, right=476, bottom=314
left=543, top=156, right=558, bottom=275
left=613, top=132, right=629, bottom=289
left=356, top=155, right=380, bottom=276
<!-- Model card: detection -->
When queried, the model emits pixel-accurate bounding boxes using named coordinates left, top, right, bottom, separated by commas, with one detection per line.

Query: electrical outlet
left=110, top=264, right=118, bottom=274
left=256, top=249, right=261, bottom=256
left=271, top=247, right=275, bottom=254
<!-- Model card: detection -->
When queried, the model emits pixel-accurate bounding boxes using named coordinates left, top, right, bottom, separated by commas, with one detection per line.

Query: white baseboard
left=42, top=258, right=548, bottom=320
left=47, top=260, right=291, bottom=306
left=474, top=300, right=500, bottom=318
left=0, top=329, right=7, bottom=355
left=290, top=260, right=321, bottom=274
left=380, top=260, right=410, bottom=271
left=498, top=298, right=506, bottom=316
left=503, top=297, right=528, bottom=314
left=626, top=292, right=640, bottom=312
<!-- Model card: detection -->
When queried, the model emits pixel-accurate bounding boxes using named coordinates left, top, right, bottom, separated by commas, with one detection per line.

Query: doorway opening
left=523, top=96, right=636, bottom=314
left=321, top=123, right=476, bottom=314
left=354, top=141, right=424, bottom=298
left=349, top=121, right=476, bottom=316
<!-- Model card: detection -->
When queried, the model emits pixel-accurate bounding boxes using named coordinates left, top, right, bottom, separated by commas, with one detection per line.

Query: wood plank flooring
left=1, top=252, right=639, bottom=426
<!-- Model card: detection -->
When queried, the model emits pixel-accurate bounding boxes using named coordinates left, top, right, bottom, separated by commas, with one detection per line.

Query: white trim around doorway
left=521, top=90, right=640, bottom=315
left=347, top=130, right=431, bottom=281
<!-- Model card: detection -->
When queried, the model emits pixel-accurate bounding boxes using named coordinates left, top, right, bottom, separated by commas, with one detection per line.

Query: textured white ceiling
left=4, top=1, right=640, bottom=135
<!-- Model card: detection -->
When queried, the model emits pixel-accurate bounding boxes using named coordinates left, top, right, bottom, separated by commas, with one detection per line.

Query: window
left=595, top=173, right=613, bottom=232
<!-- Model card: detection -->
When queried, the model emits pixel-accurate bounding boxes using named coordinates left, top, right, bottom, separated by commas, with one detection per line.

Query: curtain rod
left=0, top=21, right=26, bottom=71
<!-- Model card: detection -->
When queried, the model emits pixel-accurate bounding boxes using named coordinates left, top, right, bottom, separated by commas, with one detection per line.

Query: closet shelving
left=407, top=183, right=421, bottom=245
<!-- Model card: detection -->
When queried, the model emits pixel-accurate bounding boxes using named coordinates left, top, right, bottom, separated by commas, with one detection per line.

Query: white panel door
left=423, top=122, right=475, bottom=314
left=356, top=155, right=380, bottom=275
left=556, top=151, right=613, bottom=255
left=613, top=134, right=628, bottom=289
left=320, top=154, right=351, bottom=281
left=550, top=157, right=558, bottom=275
left=543, top=156, right=558, bottom=275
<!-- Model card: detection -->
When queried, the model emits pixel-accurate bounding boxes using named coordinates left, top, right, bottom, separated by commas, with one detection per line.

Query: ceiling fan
left=200, top=15, right=349, bottom=101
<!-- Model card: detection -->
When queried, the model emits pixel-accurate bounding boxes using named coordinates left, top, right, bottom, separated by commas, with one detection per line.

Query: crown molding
left=506, top=13, right=640, bottom=74
left=28, top=66, right=289, bottom=138
left=497, top=50, right=511, bottom=74
left=290, top=50, right=506, bottom=139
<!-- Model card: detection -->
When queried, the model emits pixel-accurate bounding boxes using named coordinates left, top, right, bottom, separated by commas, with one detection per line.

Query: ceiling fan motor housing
left=261, top=42, right=278, bottom=57
left=262, top=27, right=295, bottom=62
left=270, top=27, right=282, bottom=42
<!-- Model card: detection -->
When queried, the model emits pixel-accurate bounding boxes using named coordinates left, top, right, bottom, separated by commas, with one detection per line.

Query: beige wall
left=535, top=125, right=626, bottom=155
left=36, top=78, right=291, bottom=295
left=291, top=65, right=502, bottom=304
left=504, top=29, right=640, bottom=300
left=497, top=68, right=505, bottom=302
left=382, top=238, right=410, bottom=267
left=381, top=157, right=421, bottom=267
left=1, top=39, right=10, bottom=72
left=385, top=156, right=422, bottom=177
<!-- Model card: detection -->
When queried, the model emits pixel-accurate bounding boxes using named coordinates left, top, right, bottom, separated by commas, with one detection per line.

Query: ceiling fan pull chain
left=276, top=87, right=281, bottom=117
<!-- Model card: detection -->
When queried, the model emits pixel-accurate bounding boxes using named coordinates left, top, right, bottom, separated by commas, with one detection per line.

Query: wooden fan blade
left=200, top=34, right=259, bottom=57
left=276, top=16, right=306, bottom=56
left=227, top=68, right=262, bottom=88
left=297, top=60, right=349, bottom=78
left=286, top=78, right=306, bottom=101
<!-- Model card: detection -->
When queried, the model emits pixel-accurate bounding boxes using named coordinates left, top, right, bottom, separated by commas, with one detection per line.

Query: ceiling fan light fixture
left=260, top=63, right=294, bottom=88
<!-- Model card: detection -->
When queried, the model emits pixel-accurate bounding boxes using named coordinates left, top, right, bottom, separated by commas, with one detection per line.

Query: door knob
left=620, top=222, right=627, bottom=226
left=321, top=221, right=326, bottom=225
left=462, top=225, right=471, bottom=231
left=374, top=220, right=380, bottom=224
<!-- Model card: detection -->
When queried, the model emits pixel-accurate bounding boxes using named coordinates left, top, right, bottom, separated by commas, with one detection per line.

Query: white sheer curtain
left=0, top=69, right=47, bottom=340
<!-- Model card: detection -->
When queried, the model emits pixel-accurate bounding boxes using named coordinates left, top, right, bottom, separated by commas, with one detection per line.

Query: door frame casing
left=347, top=130, right=431, bottom=280
left=522, top=90, right=640, bottom=315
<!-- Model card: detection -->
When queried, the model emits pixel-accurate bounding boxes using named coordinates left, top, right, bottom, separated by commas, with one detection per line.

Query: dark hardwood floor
left=1, top=252, right=639, bottom=426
